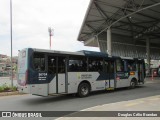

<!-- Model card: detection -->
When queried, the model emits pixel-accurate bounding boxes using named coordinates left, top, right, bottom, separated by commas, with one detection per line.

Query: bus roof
left=26, top=48, right=143, bottom=60
left=30, top=48, right=109, bottom=58
left=32, top=48, right=84, bottom=56
left=79, top=50, right=108, bottom=58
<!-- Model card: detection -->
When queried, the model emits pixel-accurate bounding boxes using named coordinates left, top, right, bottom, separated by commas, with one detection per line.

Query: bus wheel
left=130, top=79, right=136, bottom=89
left=78, top=83, right=90, bottom=97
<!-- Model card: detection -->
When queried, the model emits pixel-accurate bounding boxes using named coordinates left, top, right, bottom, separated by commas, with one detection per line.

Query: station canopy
left=78, top=0, right=160, bottom=59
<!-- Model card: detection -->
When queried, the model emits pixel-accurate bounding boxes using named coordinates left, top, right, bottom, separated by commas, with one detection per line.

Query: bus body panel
left=67, top=72, right=112, bottom=94
left=30, top=84, right=48, bottom=96
left=58, top=74, right=66, bottom=93
left=67, top=72, right=80, bottom=94
left=116, top=78, right=130, bottom=88
left=18, top=85, right=30, bottom=93
left=116, top=71, right=139, bottom=88
left=92, top=80, right=106, bottom=91
left=48, top=77, right=57, bottom=94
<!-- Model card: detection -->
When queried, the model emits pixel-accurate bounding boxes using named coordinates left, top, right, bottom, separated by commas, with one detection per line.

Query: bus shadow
left=87, top=85, right=160, bottom=104
left=89, top=85, right=146, bottom=96
left=24, top=86, right=146, bottom=105
left=24, top=84, right=159, bottom=107
left=24, top=94, right=79, bottom=105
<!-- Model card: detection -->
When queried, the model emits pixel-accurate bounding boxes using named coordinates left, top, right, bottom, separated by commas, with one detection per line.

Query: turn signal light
left=130, top=72, right=135, bottom=75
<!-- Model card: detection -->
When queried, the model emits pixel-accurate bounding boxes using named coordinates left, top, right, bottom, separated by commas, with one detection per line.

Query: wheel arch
left=77, top=80, right=91, bottom=92
left=131, top=77, right=138, bottom=85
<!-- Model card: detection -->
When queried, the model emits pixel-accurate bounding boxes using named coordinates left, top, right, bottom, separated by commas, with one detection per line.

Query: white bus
left=17, top=48, right=145, bottom=97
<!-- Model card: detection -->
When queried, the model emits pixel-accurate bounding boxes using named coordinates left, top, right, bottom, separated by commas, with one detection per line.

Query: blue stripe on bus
left=96, top=72, right=115, bottom=81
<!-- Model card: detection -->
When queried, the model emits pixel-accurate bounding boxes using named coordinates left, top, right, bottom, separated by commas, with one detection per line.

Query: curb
left=0, top=91, right=25, bottom=96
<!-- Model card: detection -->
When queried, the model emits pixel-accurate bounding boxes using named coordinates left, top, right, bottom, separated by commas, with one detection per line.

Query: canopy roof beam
left=94, top=2, right=109, bottom=19
left=95, top=0, right=160, bottom=21
left=95, top=1, right=160, bottom=37
left=134, top=22, right=160, bottom=39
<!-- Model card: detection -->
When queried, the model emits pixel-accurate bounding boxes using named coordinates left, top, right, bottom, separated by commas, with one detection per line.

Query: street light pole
left=10, top=0, right=13, bottom=87
left=48, top=27, right=54, bottom=50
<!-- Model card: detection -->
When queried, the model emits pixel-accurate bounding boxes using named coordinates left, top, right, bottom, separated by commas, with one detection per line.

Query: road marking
left=146, top=80, right=160, bottom=84
left=125, top=101, right=144, bottom=107
left=149, top=98, right=160, bottom=101
left=146, top=81, right=155, bottom=83
left=55, top=95, right=160, bottom=120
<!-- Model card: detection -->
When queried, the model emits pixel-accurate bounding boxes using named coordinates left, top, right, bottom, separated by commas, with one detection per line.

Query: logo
left=2, top=112, right=11, bottom=117
left=1, top=112, right=42, bottom=118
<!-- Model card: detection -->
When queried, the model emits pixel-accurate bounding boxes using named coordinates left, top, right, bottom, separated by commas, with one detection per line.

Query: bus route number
left=38, top=73, right=47, bottom=81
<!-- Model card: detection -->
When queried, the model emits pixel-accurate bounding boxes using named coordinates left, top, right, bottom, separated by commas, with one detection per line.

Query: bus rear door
left=104, top=60, right=115, bottom=89
left=138, top=60, right=145, bottom=83
left=115, top=59, right=130, bottom=88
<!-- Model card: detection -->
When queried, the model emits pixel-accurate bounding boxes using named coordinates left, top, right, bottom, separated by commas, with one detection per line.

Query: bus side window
left=127, top=60, right=136, bottom=71
left=33, top=53, right=45, bottom=71
left=116, top=59, right=124, bottom=72
left=58, top=57, right=65, bottom=73
left=103, top=61, right=113, bottom=73
left=103, top=61, right=108, bottom=73
left=124, top=60, right=128, bottom=72
left=69, top=56, right=87, bottom=72
left=88, top=58, right=103, bottom=72
left=48, top=56, right=56, bottom=74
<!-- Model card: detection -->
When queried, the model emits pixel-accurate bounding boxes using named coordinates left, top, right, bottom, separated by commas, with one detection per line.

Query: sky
left=0, top=0, right=99, bottom=56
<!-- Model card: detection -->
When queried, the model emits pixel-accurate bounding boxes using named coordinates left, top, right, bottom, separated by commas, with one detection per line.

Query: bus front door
left=57, top=57, right=67, bottom=93
left=48, top=56, right=67, bottom=94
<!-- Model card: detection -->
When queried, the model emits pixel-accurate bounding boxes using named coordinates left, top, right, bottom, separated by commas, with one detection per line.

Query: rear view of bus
left=17, top=48, right=29, bottom=93
left=17, top=48, right=50, bottom=96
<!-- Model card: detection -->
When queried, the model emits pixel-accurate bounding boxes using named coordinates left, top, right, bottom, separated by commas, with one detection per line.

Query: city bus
left=17, top=48, right=145, bottom=97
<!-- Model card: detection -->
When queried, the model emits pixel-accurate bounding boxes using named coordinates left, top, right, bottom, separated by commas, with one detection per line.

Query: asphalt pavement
left=0, top=77, right=159, bottom=120
left=56, top=78, right=160, bottom=120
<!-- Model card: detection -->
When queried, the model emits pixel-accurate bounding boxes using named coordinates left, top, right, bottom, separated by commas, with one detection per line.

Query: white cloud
left=0, top=0, right=99, bottom=56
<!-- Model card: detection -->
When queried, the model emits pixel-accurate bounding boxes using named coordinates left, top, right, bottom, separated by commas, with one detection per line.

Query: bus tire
left=130, top=79, right=136, bottom=89
left=78, top=82, right=90, bottom=97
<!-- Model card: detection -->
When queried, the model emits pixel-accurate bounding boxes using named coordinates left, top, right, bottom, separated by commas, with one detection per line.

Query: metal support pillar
left=10, top=0, right=13, bottom=87
left=107, top=27, right=112, bottom=56
left=146, top=37, right=150, bottom=75
left=96, top=36, right=101, bottom=51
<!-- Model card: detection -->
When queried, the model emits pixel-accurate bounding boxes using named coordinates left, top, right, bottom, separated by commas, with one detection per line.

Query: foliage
left=11, top=86, right=17, bottom=91
left=0, top=83, right=17, bottom=92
